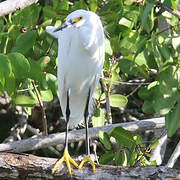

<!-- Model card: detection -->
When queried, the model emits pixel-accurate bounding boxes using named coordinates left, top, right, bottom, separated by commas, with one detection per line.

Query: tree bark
left=0, top=0, right=38, bottom=17
left=0, top=152, right=179, bottom=179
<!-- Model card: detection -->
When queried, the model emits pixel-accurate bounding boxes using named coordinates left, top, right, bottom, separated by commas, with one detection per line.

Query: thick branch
left=0, top=117, right=165, bottom=153
left=0, top=152, right=179, bottom=179
left=167, top=139, right=180, bottom=168
left=0, top=0, right=38, bottom=17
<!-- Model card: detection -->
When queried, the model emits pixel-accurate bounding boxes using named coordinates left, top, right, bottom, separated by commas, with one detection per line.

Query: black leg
left=65, top=89, right=70, bottom=148
left=52, top=88, right=79, bottom=175
left=79, top=87, right=95, bottom=172
left=84, top=88, right=91, bottom=156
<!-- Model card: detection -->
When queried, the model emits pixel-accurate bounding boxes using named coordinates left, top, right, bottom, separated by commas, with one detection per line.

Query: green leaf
left=133, top=135, right=144, bottom=145
left=99, top=151, right=114, bottom=164
left=39, top=89, right=53, bottom=102
left=119, top=17, right=132, bottom=28
left=119, top=34, right=137, bottom=56
left=171, top=0, right=177, bottom=10
left=115, top=149, right=128, bottom=166
left=0, top=82, right=3, bottom=95
left=151, top=85, right=177, bottom=115
left=124, top=0, right=133, bottom=5
left=119, top=59, right=138, bottom=76
left=59, top=0, right=69, bottom=10
left=150, top=139, right=159, bottom=149
left=142, top=101, right=155, bottom=114
left=4, top=73, right=16, bottom=97
left=14, top=95, right=37, bottom=107
left=142, top=2, right=154, bottom=33
left=43, top=6, right=57, bottom=19
left=105, top=39, right=113, bottom=56
left=92, top=108, right=105, bottom=127
left=38, top=56, right=51, bottom=70
left=172, top=36, right=180, bottom=49
left=0, top=54, right=12, bottom=77
left=165, top=103, right=180, bottom=137
left=99, top=131, right=112, bottom=150
left=110, top=126, right=135, bottom=147
left=135, top=52, right=147, bottom=67
left=28, top=59, right=44, bottom=81
left=90, top=0, right=97, bottom=12
left=13, top=4, right=41, bottom=27
left=8, top=52, right=30, bottom=79
left=13, top=31, right=37, bottom=55
left=128, top=143, right=137, bottom=166
left=152, top=66, right=179, bottom=115
left=46, top=73, right=58, bottom=96
left=109, top=94, right=128, bottom=107
left=138, top=87, right=150, bottom=100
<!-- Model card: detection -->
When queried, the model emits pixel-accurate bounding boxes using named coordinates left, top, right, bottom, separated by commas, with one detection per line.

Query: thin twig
left=155, top=1, right=180, bottom=20
left=100, top=76, right=150, bottom=85
left=100, top=79, right=112, bottom=124
left=46, top=39, right=55, bottom=55
left=31, top=80, right=48, bottom=136
left=17, top=85, right=38, bottom=92
left=156, top=22, right=180, bottom=36
left=126, top=81, right=145, bottom=98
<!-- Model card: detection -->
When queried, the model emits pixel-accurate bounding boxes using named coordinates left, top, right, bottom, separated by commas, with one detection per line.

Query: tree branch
left=0, top=152, right=179, bottom=179
left=31, top=80, right=48, bottom=136
left=0, top=117, right=165, bottom=153
left=167, top=139, right=180, bottom=168
left=155, top=1, right=180, bottom=20
left=0, top=0, right=39, bottom=17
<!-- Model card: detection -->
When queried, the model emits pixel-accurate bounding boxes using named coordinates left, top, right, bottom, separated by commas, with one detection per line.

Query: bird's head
left=53, top=10, right=98, bottom=32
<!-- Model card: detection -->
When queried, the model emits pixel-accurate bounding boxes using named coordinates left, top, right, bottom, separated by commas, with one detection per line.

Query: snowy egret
left=46, top=9, right=105, bottom=175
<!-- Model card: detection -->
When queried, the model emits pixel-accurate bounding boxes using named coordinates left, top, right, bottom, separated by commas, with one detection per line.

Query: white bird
left=46, top=9, right=105, bottom=175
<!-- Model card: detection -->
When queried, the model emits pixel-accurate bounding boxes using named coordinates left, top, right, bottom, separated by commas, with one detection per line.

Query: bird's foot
left=78, top=155, right=95, bottom=173
left=52, top=146, right=79, bottom=175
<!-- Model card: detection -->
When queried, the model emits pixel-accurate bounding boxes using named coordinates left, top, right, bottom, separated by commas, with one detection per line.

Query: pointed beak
left=53, top=19, right=76, bottom=32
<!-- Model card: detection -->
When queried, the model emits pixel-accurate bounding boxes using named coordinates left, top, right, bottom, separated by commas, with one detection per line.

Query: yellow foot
left=52, top=147, right=79, bottom=175
left=78, top=155, right=95, bottom=173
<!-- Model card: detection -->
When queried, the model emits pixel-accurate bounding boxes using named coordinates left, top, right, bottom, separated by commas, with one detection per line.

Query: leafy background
left=0, top=0, right=180, bottom=168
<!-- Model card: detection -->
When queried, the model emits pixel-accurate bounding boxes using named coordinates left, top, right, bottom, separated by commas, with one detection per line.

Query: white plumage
left=46, top=9, right=105, bottom=128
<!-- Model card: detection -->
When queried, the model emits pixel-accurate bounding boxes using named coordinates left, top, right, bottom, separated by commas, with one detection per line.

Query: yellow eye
left=73, top=16, right=83, bottom=22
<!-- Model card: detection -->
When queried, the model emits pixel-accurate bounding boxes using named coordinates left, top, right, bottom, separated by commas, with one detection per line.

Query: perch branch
left=0, top=0, right=39, bottom=17
left=0, top=117, right=165, bottom=153
left=0, top=152, right=179, bottom=179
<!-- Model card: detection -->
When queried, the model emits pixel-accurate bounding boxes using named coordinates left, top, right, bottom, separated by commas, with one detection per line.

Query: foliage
left=98, top=127, right=158, bottom=166
left=0, top=0, right=180, bottom=164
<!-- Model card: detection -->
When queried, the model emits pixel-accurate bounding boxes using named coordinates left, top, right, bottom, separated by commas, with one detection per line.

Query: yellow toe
left=78, top=155, right=95, bottom=173
left=52, top=147, right=79, bottom=175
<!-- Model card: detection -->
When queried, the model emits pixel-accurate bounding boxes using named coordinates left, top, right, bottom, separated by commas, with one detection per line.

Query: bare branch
left=0, top=0, right=39, bottom=17
left=150, top=129, right=167, bottom=165
left=31, top=80, right=48, bottom=136
left=0, top=117, right=165, bottom=153
left=167, top=139, right=180, bottom=168
left=100, top=79, right=112, bottom=124
left=155, top=1, right=180, bottom=20
left=0, top=152, right=179, bottom=179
